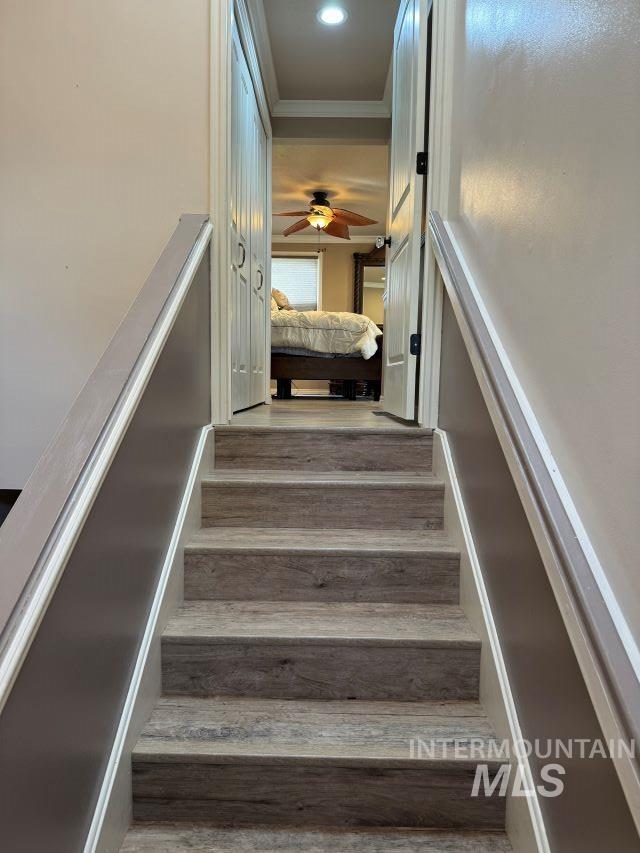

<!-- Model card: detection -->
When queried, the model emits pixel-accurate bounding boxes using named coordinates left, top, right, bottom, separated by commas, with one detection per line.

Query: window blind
left=271, top=255, right=319, bottom=311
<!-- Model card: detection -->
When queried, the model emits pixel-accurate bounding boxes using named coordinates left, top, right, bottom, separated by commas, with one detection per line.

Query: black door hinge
left=416, top=151, right=427, bottom=175
left=410, top=333, right=421, bottom=355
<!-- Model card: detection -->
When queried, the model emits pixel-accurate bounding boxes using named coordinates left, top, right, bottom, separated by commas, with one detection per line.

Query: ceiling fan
left=274, top=191, right=377, bottom=240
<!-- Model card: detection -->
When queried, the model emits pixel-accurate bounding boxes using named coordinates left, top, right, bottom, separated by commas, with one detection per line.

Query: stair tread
left=203, top=470, right=441, bottom=485
left=121, top=824, right=512, bottom=851
left=186, top=526, right=458, bottom=555
left=134, top=696, right=500, bottom=765
left=163, top=601, right=479, bottom=647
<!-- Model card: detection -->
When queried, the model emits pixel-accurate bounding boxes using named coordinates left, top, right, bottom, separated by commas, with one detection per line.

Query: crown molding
left=273, top=136, right=389, bottom=146
left=271, top=99, right=391, bottom=119
left=245, top=0, right=280, bottom=109
left=272, top=234, right=380, bottom=245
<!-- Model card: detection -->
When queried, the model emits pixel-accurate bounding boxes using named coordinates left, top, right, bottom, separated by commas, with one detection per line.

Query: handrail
left=429, top=210, right=640, bottom=799
left=0, top=213, right=212, bottom=711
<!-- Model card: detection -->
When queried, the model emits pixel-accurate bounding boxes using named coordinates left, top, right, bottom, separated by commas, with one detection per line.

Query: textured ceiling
left=263, top=0, right=399, bottom=100
left=272, top=142, right=389, bottom=237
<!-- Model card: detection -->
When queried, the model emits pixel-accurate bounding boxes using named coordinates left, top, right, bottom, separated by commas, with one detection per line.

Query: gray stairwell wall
left=445, top=0, right=640, bottom=648
left=439, top=291, right=639, bottom=852
left=0, top=256, right=210, bottom=853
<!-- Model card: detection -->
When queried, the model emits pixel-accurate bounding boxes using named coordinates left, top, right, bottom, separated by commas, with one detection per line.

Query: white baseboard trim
left=83, top=425, right=212, bottom=853
left=434, top=429, right=549, bottom=853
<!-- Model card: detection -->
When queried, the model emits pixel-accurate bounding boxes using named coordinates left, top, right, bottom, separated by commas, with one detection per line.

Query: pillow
left=270, top=295, right=279, bottom=312
left=271, top=288, right=293, bottom=311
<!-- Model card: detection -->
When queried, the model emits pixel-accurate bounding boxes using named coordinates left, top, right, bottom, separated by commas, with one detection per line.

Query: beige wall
left=0, top=0, right=210, bottom=487
left=447, top=2, right=640, bottom=641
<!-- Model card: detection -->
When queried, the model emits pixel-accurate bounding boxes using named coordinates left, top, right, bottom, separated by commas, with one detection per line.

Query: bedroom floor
left=231, top=399, right=417, bottom=430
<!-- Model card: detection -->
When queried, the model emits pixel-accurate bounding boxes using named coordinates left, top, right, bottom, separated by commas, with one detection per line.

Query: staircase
left=122, top=425, right=512, bottom=851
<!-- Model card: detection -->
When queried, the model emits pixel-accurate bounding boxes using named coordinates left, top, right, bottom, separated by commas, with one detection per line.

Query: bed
left=270, top=297, right=383, bottom=400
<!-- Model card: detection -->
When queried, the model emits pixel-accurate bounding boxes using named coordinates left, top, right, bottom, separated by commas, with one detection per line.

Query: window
left=271, top=254, right=321, bottom=311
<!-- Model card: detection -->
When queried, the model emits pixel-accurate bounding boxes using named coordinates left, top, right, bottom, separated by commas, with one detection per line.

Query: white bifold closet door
left=231, top=22, right=268, bottom=413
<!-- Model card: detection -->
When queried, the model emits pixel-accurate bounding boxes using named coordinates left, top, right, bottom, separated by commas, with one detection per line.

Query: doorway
left=212, top=0, right=436, bottom=426
left=271, top=139, right=388, bottom=403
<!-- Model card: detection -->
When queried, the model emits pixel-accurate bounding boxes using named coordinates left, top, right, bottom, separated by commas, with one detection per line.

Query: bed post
left=276, top=378, right=292, bottom=399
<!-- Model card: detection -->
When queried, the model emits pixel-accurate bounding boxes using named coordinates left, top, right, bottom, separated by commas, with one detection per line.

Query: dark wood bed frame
left=271, top=338, right=382, bottom=401
left=270, top=244, right=385, bottom=401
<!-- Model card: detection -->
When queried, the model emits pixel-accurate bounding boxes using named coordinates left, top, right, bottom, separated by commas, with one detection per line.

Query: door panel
left=386, top=238, right=410, bottom=365
left=250, top=104, right=267, bottom=405
left=383, top=0, right=429, bottom=420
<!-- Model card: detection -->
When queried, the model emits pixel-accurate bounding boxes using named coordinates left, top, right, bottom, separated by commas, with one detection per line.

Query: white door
left=382, top=0, right=430, bottom=419
left=231, top=24, right=268, bottom=412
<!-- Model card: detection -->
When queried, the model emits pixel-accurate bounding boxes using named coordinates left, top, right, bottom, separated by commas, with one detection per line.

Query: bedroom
left=270, top=140, right=389, bottom=401
left=225, top=0, right=432, bottom=424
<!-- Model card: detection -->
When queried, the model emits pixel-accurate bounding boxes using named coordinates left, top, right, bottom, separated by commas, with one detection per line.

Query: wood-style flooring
left=231, top=399, right=417, bottom=429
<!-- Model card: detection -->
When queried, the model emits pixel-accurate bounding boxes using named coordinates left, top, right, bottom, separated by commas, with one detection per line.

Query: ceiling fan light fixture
left=275, top=191, right=375, bottom=240
left=317, top=6, right=348, bottom=26
left=308, top=211, right=333, bottom=230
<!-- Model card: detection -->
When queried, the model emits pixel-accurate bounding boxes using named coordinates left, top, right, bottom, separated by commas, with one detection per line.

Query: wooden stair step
left=161, top=601, right=480, bottom=700
left=131, top=697, right=507, bottom=830
left=201, top=470, right=444, bottom=530
left=213, top=425, right=434, bottom=472
left=163, top=600, right=478, bottom=646
left=122, top=825, right=513, bottom=851
left=184, top=527, right=460, bottom=604
left=135, top=696, right=497, bottom=762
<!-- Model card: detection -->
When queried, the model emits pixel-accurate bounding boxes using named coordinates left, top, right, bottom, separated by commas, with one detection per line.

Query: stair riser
left=201, top=483, right=444, bottom=529
left=161, top=642, right=480, bottom=700
left=132, top=761, right=505, bottom=829
left=214, top=430, right=433, bottom=472
left=184, top=552, right=460, bottom=604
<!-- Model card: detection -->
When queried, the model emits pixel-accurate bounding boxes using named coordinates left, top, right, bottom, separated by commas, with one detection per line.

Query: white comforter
left=271, top=309, right=382, bottom=359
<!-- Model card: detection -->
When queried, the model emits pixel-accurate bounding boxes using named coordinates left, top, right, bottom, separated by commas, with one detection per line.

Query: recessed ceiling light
left=317, top=6, right=348, bottom=26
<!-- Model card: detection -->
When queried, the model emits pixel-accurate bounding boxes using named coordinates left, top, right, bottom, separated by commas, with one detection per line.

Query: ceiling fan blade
left=282, top=218, right=310, bottom=236
left=324, top=219, right=350, bottom=240
left=332, top=208, right=378, bottom=226
left=274, top=211, right=311, bottom=217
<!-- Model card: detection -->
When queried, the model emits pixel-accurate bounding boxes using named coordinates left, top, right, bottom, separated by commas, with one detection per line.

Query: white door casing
left=383, top=0, right=430, bottom=420
left=417, top=0, right=456, bottom=428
